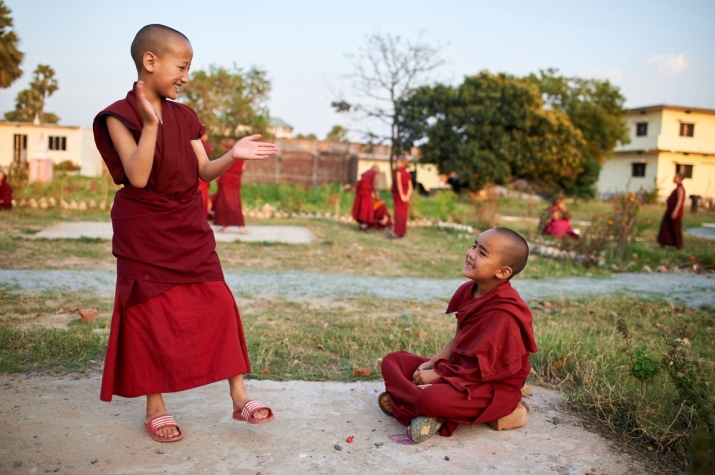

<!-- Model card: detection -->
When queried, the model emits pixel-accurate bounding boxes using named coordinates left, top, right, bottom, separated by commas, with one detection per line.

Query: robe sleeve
left=433, top=355, right=483, bottom=398
left=175, top=103, right=206, bottom=140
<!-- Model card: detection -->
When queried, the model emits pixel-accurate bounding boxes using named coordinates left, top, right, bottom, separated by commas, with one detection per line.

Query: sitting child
left=379, top=227, right=537, bottom=444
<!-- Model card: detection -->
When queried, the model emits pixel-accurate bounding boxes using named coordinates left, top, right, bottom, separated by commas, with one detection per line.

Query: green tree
left=529, top=69, right=629, bottom=197
left=398, top=71, right=586, bottom=195
left=4, top=64, right=60, bottom=123
left=179, top=64, right=270, bottom=137
left=0, top=0, right=23, bottom=88
left=326, top=125, right=346, bottom=142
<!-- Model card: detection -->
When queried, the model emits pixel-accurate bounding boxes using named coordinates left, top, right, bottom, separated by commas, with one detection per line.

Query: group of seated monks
left=539, top=196, right=579, bottom=240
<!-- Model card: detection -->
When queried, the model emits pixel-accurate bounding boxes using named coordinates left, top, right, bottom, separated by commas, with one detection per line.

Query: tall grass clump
left=531, top=297, right=714, bottom=466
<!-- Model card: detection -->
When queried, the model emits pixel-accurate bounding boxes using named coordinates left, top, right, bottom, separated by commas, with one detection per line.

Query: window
left=676, top=164, right=693, bottom=179
left=636, top=122, right=648, bottom=136
left=13, top=134, right=27, bottom=163
left=679, top=123, right=694, bottom=137
left=48, top=136, right=67, bottom=151
left=631, top=163, right=646, bottom=177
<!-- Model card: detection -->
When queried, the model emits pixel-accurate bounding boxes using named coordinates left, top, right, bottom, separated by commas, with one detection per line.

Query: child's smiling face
left=150, top=37, right=193, bottom=100
left=463, top=229, right=511, bottom=282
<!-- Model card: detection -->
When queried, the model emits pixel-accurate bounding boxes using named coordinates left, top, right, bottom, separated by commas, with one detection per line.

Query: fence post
left=275, top=140, right=281, bottom=184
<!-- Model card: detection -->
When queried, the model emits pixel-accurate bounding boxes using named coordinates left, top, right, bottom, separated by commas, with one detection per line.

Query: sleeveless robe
left=657, top=184, right=684, bottom=249
left=93, top=85, right=250, bottom=401
left=391, top=167, right=411, bottom=237
left=352, top=168, right=377, bottom=225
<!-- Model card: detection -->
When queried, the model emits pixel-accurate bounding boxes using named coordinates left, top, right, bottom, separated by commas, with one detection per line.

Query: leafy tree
left=0, top=0, right=23, bottom=88
left=334, top=33, right=444, bottom=170
left=398, top=71, right=586, bottom=195
left=179, top=65, right=270, bottom=137
left=4, top=64, right=60, bottom=123
left=529, top=69, right=629, bottom=197
left=326, top=125, right=347, bottom=142
left=296, top=133, right=317, bottom=140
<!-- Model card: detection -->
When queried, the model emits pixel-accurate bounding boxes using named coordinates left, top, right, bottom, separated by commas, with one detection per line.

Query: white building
left=598, top=105, right=715, bottom=201
left=267, top=117, right=293, bottom=139
left=0, top=122, right=104, bottom=177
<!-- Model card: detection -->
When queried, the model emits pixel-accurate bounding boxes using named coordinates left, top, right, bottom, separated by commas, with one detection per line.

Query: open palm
left=231, top=135, right=277, bottom=161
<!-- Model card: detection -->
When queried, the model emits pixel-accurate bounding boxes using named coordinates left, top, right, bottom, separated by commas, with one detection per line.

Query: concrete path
left=1, top=269, right=713, bottom=307
left=686, top=226, right=715, bottom=240
left=30, top=222, right=315, bottom=244
left=0, top=375, right=651, bottom=474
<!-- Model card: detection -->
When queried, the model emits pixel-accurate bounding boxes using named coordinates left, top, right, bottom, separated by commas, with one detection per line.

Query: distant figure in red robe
left=93, top=24, right=277, bottom=443
left=213, top=138, right=248, bottom=234
left=657, top=173, right=685, bottom=249
left=197, top=133, right=213, bottom=219
left=0, top=171, right=12, bottom=210
left=539, top=196, right=579, bottom=239
left=388, top=158, right=413, bottom=239
left=352, top=165, right=391, bottom=230
left=379, top=227, right=537, bottom=444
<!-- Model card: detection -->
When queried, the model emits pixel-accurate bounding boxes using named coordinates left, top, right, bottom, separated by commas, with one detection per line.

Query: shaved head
left=131, top=24, right=190, bottom=72
left=491, top=227, right=529, bottom=278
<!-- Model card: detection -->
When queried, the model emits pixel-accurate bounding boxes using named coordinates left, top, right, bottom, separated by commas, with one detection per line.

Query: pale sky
left=2, top=0, right=714, bottom=138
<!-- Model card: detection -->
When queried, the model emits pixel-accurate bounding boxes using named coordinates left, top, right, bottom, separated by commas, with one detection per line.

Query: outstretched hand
left=231, top=134, right=278, bottom=161
left=135, top=81, right=159, bottom=127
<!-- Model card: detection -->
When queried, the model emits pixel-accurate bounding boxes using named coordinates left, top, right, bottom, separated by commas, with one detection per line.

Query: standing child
left=388, top=157, right=412, bottom=239
left=378, top=227, right=537, bottom=443
left=93, top=24, right=278, bottom=442
left=213, top=138, right=248, bottom=234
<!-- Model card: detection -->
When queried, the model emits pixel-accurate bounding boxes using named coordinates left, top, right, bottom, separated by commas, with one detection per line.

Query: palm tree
left=0, top=0, right=23, bottom=89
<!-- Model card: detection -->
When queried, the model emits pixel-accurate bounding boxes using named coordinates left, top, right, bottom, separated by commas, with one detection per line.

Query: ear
left=495, top=265, right=513, bottom=281
left=142, top=52, right=158, bottom=73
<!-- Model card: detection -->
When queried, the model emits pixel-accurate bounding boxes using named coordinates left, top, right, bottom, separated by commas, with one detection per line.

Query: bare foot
left=382, top=393, right=393, bottom=413
left=220, top=226, right=228, bottom=233
left=238, top=227, right=249, bottom=234
left=228, top=374, right=269, bottom=420
left=145, top=394, right=180, bottom=439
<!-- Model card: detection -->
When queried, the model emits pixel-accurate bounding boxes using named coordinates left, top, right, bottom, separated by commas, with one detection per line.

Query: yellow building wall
left=656, top=152, right=715, bottom=200
left=597, top=152, right=659, bottom=197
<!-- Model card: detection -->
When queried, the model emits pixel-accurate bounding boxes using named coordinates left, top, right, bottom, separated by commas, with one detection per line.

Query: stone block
left=78, top=308, right=98, bottom=323
left=488, top=402, right=528, bottom=431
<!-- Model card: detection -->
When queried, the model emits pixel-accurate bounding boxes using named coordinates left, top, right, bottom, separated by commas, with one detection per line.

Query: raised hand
left=231, top=134, right=278, bottom=161
left=135, top=81, right=159, bottom=126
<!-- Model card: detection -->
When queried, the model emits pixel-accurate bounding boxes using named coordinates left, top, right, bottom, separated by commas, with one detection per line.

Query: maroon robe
left=657, top=184, right=684, bottom=249
left=372, top=199, right=392, bottom=229
left=352, top=169, right=377, bottom=225
left=93, top=85, right=250, bottom=401
left=391, top=167, right=411, bottom=237
left=213, top=160, right=245, bottom=227
left=381, top=280, right=537, bottom=437
left=0, top=173, right=11, bottom=210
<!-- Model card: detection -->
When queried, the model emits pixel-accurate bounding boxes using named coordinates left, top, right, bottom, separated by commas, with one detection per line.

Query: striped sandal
left=233, top=400, right=274, bottom=424
left=144, top=414, right=183, bottom=442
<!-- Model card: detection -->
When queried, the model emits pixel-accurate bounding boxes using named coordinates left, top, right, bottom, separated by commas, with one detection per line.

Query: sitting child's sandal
left=408, top=416, right=441, bottom=444
left=377, top=392, right=395, bottom=418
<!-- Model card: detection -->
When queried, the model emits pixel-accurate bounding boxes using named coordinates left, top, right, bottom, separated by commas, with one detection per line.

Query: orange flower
left=608, top=220, right=614, bottom=226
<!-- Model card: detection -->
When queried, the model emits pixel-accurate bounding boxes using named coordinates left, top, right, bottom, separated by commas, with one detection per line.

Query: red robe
left=213, top=160, right=245, bottom=227
left=93, top=85, right=250, bottom=401
left=372, top=199, right=392, bottom=229
left=657, top=184, right=684, bottom=249
left=352, top=169, right=377, bottom=225
left=197, top=140, right=213, bottom=219
left=381, top=280, right=537, bottom=437
left=391, top=167, right=411, bottom=237
left=0, top=173, right=11, bottom=210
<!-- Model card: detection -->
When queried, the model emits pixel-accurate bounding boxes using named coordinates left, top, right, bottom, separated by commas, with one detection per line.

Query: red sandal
left=144, top=414, right=183, bottom=442
left=233, top=400, right=274, bottom=424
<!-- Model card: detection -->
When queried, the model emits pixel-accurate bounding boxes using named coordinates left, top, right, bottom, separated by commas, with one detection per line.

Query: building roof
left=269, top=117, right=292, bottom=128
left=0, top=121, right=88, bottom=130
left=626, top=104, right=715, bottom=116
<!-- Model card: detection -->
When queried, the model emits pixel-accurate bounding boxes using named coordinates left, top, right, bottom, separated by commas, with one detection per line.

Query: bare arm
left=106, top=82, right=159, bottom=188
left=396, top=171, right=405, bottom=201
left=405, top=177, right=413, bottom=202
left=672, top=187, right=685, bottom=219
left=193, top=134, right=276, bottom=182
